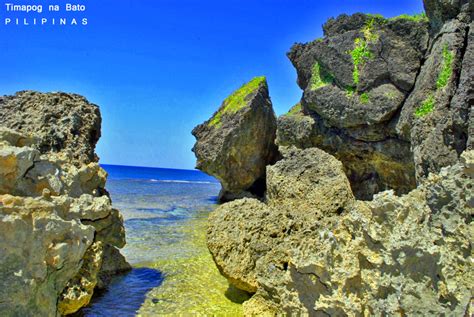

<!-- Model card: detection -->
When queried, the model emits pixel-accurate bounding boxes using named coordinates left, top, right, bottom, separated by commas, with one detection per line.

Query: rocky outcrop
left=282, top=13, right=432, bottom=199
left=208, top=147, right=473, bottom=316
left=208, top=147, right=354, bottom=294
left=280, top=1, right=471, bottom=200
left=0, top=91, right=102, bottom=166
left=0, top=92, right=130, bottom=316
left=192, top=77, right=278, bottom=201
left=204, top=0, right=473, bottom=315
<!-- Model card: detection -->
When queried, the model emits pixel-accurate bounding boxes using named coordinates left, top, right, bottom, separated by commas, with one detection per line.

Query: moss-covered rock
left=192, top=77, right=278, bottom=201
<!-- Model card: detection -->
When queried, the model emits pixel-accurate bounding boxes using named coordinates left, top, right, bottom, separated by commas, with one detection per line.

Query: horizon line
left=100, top=163, right=200, bottom=172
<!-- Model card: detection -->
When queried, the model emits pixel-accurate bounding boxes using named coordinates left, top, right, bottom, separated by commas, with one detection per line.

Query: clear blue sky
left=0, top=0, right=424, bottom=169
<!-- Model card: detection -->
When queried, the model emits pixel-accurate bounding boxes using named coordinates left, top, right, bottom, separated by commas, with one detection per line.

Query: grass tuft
left=360, top=92, right=369, bottom=104
left=284, top=103, right=302, bottom=117
left=310, top=62, right=334, bottom=90
left=436, top=44, right=454, bottom=89
left=389, top=12, right=428, bottom=22
left=208, top=76, right=266, bottom=127
left=349, top=18, right=377, bottom=86
left=415, top=95, right=435, bottom=117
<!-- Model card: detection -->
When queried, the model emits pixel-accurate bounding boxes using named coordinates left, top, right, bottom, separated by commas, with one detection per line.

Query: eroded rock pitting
left=197, top=0, right=473, bottom=315
left=0, top=91, right=130, bottom=316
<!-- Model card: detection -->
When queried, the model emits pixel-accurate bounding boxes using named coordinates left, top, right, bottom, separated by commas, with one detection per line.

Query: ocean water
left=76, top=165, right=248, bottom=316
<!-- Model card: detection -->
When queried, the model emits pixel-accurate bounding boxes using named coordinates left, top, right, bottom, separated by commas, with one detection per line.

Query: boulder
left=207, top=2, right=474, bottom=315
left=192, top=76, right=278, bottom=201
left=208, top=148, right=473, bottom=316
left=0, top=91, right=130, bottom=316
left=396, top=4, right=471, bottom=181
left=208, top=147, right=354, bottom=295
left=0, top=91, right=102, bottom=165
left=283, top=13, right=431, bottom=199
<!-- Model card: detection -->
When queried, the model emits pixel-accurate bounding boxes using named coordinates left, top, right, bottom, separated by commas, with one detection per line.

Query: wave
left=157, top=179, right=214, bottom=184
left=109, top=177, right=217, bottom=184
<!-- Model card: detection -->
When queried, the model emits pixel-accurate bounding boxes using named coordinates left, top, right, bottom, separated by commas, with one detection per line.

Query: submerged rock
left=0, top=92, right=130, bottom=316
left=192, top=76, right=278, bottom=201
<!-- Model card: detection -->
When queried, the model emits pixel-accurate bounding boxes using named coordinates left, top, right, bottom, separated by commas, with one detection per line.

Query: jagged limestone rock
left=396, top=3, right=471, bottom=181
left=192, top=76, right=278, bottom=201
left=284, top=13, right=430, bottom=199
left=208, top=147, right=355, bottom=296
left=0, top=91, right=102, bottom=166
left=206, top=0, right=473, bottom=315
left=208, top=148, right=473, bottom=316
left=0, top=91, right=130, bottom=316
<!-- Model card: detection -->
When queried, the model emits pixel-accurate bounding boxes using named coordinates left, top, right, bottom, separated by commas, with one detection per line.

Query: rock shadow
left=72, top=268, right=163, bottom=317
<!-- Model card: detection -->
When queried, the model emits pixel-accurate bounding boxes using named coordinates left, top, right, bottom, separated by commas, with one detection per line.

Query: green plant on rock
left=350, top=38, right=373, bottom=85
left=208, top=76, right=266, bottom=127
left=345, top=86, right=356, bottom=97
left=310, top=62, right=334, bottom=90
left=415, top=94, right=435, bottom=117
left=350, top=18, right=378, bottom=86
left=284, top=103, right=302, bottom=117
left=360, top=92, right=369, bottom=104
left=366, top=13, right=385, bottom=20
left=363, top=17, right=379, bottom=42
left=389, top=12, right=428, bottom=22
left=436, top=44, right=454, bottom=89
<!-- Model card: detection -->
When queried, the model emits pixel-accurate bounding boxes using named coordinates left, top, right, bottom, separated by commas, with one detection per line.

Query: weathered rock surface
left=192, top=77, right=278, bottom=201
left=0, top=92, right=130, bottom=316
left=208, top=147, right=473, bottom=316
left=283, top=12, right=435, bottom=200
left=397, top=3, right=472, bottom=180
left=206, top=0, right=473, bottom=315
left=0, top=91, right=101, bottom=166
left=208, top=147, right=354, bottom=295
left=281, top=1, right=472, bottom=200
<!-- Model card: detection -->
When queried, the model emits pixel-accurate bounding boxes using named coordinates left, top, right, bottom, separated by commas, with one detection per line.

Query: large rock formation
left=0, top=91, right=130, bottom=316
left=209, top=147, right=473, bottom=316
left=278, top=1, right=472, bottom=200
left=192, top=76, right=278, bottom=201
left=204, top=0, right=473, bottom=315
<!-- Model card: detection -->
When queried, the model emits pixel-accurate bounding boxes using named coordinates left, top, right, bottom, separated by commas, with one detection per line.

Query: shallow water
left=77, top=165, right=247, bottom=316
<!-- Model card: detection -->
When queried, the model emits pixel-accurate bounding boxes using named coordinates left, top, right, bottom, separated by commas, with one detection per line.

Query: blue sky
left=0, top=0, right=424, bottom=169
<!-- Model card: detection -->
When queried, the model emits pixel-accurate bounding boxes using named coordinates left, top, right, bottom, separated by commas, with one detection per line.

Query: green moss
left=436, top=44, right=454, bottom=89
left=346, top=86, right=356, bottom=97
left=360, top=92, right=369, bottom=104
left=415, top=95, right=435, bottom=117
left=208, top=76, right=266, bottom=127
left=350, top=18, right=377, bottom=86
left=389, top=12, right=428, bottom=22
left=350, top=38, right=373, bottom=85
left=366, top=13, right=385, bottom=20
left=284, top=102, right=302, bottom=117
left=310, top=62, right=334, bottom=90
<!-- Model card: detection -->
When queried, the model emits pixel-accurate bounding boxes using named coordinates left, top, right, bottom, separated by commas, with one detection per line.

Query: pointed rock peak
left=192, top=75, right=277, bottom=202
left=208, top=76, right=268, bottom=128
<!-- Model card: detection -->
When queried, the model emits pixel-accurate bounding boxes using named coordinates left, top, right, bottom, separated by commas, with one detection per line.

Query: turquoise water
left=75, top=165, right=246, bottom=316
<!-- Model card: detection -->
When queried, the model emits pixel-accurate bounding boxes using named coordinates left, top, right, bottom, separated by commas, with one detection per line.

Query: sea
left=75, top=165, right=248, bottom=316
